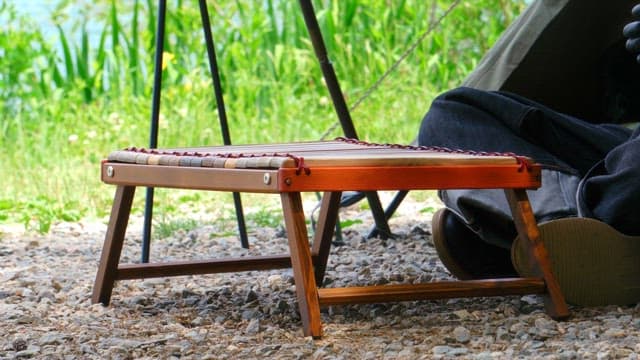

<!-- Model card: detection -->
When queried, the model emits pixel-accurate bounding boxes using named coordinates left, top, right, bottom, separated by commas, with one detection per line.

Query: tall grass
left=0, top=0, right=527, bottom=232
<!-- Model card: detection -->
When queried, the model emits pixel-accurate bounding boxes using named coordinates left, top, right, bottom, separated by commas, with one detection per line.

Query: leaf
left=56, top=24, right=75, bottom=83
left=339, top=219, right=363, bottom=229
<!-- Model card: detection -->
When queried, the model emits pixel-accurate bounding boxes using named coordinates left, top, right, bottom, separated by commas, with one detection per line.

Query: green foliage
left=0, top=197, right=84, bottom=234
left=0, top=2, right=53, bottom=103
left=339, top=218, right=363, bottom=229
left=153, top=216, right=200, bottom=239
left=0, top=0, right=527, bottom=231
left=247, top=208, right=283, bottom=228
left=419, top=206, right=437, bottom=215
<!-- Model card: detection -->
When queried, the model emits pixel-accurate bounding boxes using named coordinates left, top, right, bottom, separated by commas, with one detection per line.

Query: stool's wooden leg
left=92, top=185, right=136, bottom=305
left=281, top=192, right=323, bottom=338
left=505, top=189, right=570, bottom=320
left=311, top=191, right=342, bottom=286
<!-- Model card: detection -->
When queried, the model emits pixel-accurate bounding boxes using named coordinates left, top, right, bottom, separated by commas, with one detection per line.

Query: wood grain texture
left=278, top=165, right=540, bottom=192
left=318, top=278, right=546, bottom=305
left=92, top=185, right=135, bottom=305
left=281, top=192, right=323, bottom=338
left=115, top=256, right=293, bottom=280
left=92, top=141, right=568, bottom=338
left=505, top=189, right=570, bottom=320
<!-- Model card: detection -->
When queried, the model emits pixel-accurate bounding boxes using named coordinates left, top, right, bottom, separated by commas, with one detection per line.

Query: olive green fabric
left=464, top=0, right=638, bottom=123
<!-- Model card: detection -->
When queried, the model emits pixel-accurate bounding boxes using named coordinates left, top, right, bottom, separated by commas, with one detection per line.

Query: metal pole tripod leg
left=141, top=0, right=167, bottom=263
left=142, top=1, right=250, bottom=263
left=198, top=0, right=249, bottom=249
left=298, top=0, right=392, bottom=239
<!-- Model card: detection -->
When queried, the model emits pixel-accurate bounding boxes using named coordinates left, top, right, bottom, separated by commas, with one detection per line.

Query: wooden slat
left=102, top=163, right=540, bottom=193
left=278, top=165, right=541, bottom=192
left=109, top=149, right=523, bottom=168
left=123, top=141, right=528, bottom=164
left=107, top=140, right=529, bottom=170
left=297, top=152, right=519, bottom=167
left=143, top=140, right=371, bottom=154
left=102, top=163, right=280, bottom=193
left=106, top=151, right=522, bottom=172
left=115, top=255, right=293, bottom=280
left=317, top=278, right=547, bottom=306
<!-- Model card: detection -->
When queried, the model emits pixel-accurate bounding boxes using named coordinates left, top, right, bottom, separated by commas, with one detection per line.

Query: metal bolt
left=284, top=178, right=292, bottom=186
left=106, top=166, right=114, bottom=177
left=263, top=173, right=271, bottom=185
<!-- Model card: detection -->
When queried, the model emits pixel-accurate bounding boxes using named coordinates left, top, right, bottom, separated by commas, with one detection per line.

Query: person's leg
left=509, top=125, right=640, bottom=307
left=511, top=217, right=640, bottom=306
left=420, top=87, right=631, bottom=239
left=419, top=87, right=631, bottom=278
left=438, top=169, right=582, bottom=249
left=578, top=126, right=640, bottom=235
left=509, top=127, right=640, bottom=306
left=431, top=208, right=518, bottom=280
left=420, top=87, right=631, bottom=175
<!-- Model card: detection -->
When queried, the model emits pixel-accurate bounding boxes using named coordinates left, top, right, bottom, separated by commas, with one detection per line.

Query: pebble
left=1, top=202, right=640, bottom=359
left=245, top=318, right=260, bottom=334
left=14, top=346, right=40, bottom=358
left=453, top=326, right=471, bottom=343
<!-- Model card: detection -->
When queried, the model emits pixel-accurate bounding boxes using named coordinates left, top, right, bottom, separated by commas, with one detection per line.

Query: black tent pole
left=367, top=190, right=409, bottom=238
left=198, top=0, right=249, bottom=248
left=297, top=0, right=357, bottom=139
left=297, top=0, right=392, bottom=239
left=141, top=0, right=167, bottom=263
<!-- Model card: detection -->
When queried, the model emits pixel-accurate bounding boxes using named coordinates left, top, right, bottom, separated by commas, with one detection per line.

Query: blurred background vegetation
left=0, top=0, right=526, bottom=233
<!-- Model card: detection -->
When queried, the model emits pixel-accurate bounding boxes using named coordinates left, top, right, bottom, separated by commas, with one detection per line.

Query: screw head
left=263, top=173, right=271, bottom=185
left=106, top=166, right=114, bottom=177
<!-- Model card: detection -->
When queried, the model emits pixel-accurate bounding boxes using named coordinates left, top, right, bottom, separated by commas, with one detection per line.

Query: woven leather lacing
left=120, top=138, right=533, bottom=176
left=334, top=137, right=533, bottom=172
left=123, top=147, right=310, bottom=175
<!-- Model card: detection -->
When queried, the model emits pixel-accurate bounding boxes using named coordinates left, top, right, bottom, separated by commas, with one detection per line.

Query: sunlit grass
left=0, top=0, right=527, bottom=232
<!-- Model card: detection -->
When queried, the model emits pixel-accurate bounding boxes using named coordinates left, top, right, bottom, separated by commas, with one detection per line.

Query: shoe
left=512, top=217, right=640, bottom=306
left=431, top=208, right=518, bottom=280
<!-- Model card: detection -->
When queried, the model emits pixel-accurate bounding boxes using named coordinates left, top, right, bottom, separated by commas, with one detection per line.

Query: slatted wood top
left=107, top=139, right=532, bottom=170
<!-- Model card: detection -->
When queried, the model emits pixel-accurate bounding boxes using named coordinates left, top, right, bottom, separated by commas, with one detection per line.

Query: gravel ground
left=2, top=196, right=640, bottom=359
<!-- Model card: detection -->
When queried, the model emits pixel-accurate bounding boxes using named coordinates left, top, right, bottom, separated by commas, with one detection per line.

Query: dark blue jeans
left=418, top=87, right=638, bottom=247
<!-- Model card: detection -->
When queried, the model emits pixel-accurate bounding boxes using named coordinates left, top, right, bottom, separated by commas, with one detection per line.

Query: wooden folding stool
left=92, top=139, right=569, bottom=338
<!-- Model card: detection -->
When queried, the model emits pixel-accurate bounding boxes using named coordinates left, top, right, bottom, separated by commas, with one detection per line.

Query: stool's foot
left=281, top=192, right=323, bottom=338
left=505, top=189, right=570, bottom=320
left=92, top=185, right=136, bottom=305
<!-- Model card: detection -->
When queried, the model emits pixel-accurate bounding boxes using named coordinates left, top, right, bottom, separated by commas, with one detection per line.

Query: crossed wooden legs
left=283, top=189, right=569, bottom=337
left=93, top=186, right=569, bottom=339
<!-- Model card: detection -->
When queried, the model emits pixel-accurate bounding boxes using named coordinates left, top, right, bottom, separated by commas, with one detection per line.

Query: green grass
left=153, top=216, right=201, bottom=240
left=0, top=0, right=527, bottom=232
